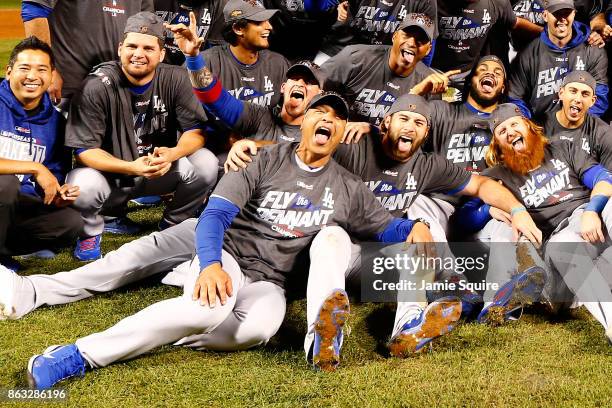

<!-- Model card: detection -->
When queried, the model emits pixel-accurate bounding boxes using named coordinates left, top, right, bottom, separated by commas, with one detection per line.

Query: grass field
left=0, top=0, right=19, bottom=10
left=1, top=205, right=612, bottom=407
left=0, top=39, right=20, bottom=73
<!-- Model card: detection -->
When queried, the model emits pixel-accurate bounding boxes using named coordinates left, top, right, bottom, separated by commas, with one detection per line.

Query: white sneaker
left=0, top=264, right=18, bottom=320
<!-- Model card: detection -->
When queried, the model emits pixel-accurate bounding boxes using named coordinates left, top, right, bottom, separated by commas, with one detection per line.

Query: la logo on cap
left=408, top=104, right=417, bottom=110
left=139, top=26, right=148, bottom=33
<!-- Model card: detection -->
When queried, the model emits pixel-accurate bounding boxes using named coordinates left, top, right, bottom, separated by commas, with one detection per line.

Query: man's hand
left=342, top=122, right=370, bottom=144
left=405, top=221, right=436, bottom=258
left=53, top=184, right=80, bottom=207
left=48, top=70, right=63, bottom=104
left=33, top=165, right=61, bottom=205
left=149, top=146, right=178, bottom=166
left=224, top=139, right=258, bottom=173
left=193, top=263, right=234, bottom=308
left=581, top=211, right=605, bottom=243
left=587, top=31, right=606, bottom=48
left=489, top=206, right=512, bottom=225
left=410, top=69, right=461, bottom=96
left=602, top=25, right=612, bottom=41
left=164, top=11, right=203, bottom=56
left=511, top=211, right=542, bottom=247
left=129, top=156, right=171, bottom=179
left=337, top=1, right=349, bottom=22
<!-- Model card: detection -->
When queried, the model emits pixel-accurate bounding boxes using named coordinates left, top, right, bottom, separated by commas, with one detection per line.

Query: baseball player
left=458, top=103, right=612, bottom=341
left=21, top=0, right=154, bottom=107
left=65, top=12, right=218, bottom=261
left=201, top=0, right=289, bottom=108
left=543, top=70, right=612, bottom=168
left=0, top=37, right=82, bottom=265
left=316, top=0, right=438, bottom=64
left=433, top=0, right=542, bottom=74
left=320, top=12, right=442, bottom=140
left=406, top=56, right=507, bottom=239
left=508, top=0, right=609, bottom=120
left=154, top=0, right=228, bottom=66
left=20, top=91, right=458, bottom=389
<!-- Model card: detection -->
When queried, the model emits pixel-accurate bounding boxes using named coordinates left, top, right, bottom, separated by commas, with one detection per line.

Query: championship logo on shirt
left=513, top=1, right=545, bottom=25
left=536, top=66, right=568, bottom=99
left=439, top=15, right=490, bottom=42
left=0, top=132, right=47, bottom=180
left=102, top=0, right=125, bottom=17
left=519, top=160, right=572, bottom=207
left=351, top=4, right=405, bottom=36
left=446, top=128, right=490, bottom=171
left=352, top=89, right=396, bottom=124
left=365, top=175, right=417, bottom=212
left=256, top=189, right=335, bottom=238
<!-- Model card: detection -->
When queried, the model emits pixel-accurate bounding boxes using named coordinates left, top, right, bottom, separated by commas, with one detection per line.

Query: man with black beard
left=458, top=103, right=612, bottom=342
left=543, top=70, right=612, bottom=168
left=409, top=56, right=508, bottom=238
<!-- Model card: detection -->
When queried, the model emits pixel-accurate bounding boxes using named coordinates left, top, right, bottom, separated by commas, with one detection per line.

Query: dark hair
left=221, top=19, right=250, bottom=46
left=7, top=36, right=55, bottom=69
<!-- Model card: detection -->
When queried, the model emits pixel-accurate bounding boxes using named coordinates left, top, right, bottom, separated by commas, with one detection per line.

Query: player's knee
left=0, top=175, right=20, bottom=204
left=310, top=226, right=351, bottom=254
left=67, top=168, right=109, bottom=209
left=185, top=148, right=219, bottom=186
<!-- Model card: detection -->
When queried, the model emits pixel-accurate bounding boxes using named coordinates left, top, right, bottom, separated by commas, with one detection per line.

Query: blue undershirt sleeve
left=195, top=196, right=240, bottom=271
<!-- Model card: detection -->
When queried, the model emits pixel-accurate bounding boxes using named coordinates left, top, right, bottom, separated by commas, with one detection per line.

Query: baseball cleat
left=388, top=296, right=462, bottom=357
left=73, top=235, right=102, bottom=261
left=28, top=344, right=86, bottom=389
left=426, top=270, right=483, bottom=320
left=312, top=289, right=350, bottom=372
left=0, top=264, right=18, bottom=320
left=103, top=217, right=141, bottom=235
left=477, top=266, right=546, bottom=326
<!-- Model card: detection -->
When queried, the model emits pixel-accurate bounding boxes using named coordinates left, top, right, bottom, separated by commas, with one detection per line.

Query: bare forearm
left=174, top=130, right=206, bottom=158
left=591, top=181, right=612, bottom=198
left=76, top=148, right=135, bottom=175
left=23, top=18, right=51, bottom=44
left=590, top=13, right=606, bottom=32
left=0, top=158, right=44, bottom=175
left=474, top=178, right=523, bottom=212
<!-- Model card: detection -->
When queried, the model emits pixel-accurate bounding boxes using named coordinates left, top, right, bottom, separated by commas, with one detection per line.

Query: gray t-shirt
left=483, top=140, right=596, bottom=238
left=543, top=110, right=612, bottom=170
left=434, top=0, right=517, bottom=72
left=202, top=45, right=289, bottom=108
left=212, top=142, right=393, bottom=288
left=27, top=0, right=154, bottom=99
left=154, top=0, right=227, bottom=66
left=65, top=62, right=207, bottom=165
left=334, top=135, right=471, bottom=217
left=321, top=44, right=435, bottom=126
left=234, top=105, right=302, bottom=143
left=425, top=101, right=493, bottom=174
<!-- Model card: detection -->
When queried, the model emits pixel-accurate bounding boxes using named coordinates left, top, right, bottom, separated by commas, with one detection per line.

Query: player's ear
left=118, top=42, right=123, bottom=58
left=381, top=114, right=391, bottom=133
left=280, top=82, right=286, bottom=93
left=543, top=10, right=550, bottom=23
left=558, top=86, right=564, bottom=99
left=159, top=47, right=166, bottom=63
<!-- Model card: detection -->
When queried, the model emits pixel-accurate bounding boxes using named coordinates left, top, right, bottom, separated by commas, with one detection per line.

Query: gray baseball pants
left=67, top=149, right=218, bottom=237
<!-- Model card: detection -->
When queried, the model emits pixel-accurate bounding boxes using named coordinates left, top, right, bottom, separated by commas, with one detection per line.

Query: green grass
left=0, top=0, right=20, bottom=10
left=1, top=205, right=612, bottom=407
left=0, top=38, right=20, bottom=73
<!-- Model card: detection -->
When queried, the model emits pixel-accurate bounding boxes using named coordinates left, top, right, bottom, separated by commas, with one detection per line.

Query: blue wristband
left=584, top=195, right=609, bottom=213
left=510, top=206, right=527, bottom=216
left=185, top=54, right=205, bottom=71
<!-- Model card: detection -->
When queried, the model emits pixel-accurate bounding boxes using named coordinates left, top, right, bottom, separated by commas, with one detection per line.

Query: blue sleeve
left=445, top=177, right=470, bottom=196
left=376, top=218, right=416, bottom=243
left=581, top=164, right=612, bottom=189
left=421, top=39, right=436, bottom=67
left=304, top=0, right=338, bottom=12
left=589, top=84, right=609, bottom=117
left=21, top=2, right=52, bottom=22
left=195, top=196, right=240, bottom=271
left=507, top=96, right=532, bottom=119
left=454, top=198, right=492, bottom=233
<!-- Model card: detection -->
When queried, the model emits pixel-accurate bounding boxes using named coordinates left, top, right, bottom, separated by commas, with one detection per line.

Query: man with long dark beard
left=458, top=103, right=612, bottom=343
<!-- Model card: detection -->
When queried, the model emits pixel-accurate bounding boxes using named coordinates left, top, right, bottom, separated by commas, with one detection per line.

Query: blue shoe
left=18, top=249, right=56, bottom=260
left=103, top=217, right=141, bottom=235
left=312, top=289, right=350, bottom=372
left=388, top=297, right=462, bottom=358
left=73, top=235, right=101, bottom=261
left=426, top=271, right=483, bottom=320
left=130, top=195, right=162, bottom=207
left=460, top=292, right=484, bottom=321
left=477, top=266, right=546, bottom=325
left=28, top=344, right=86, bottom=389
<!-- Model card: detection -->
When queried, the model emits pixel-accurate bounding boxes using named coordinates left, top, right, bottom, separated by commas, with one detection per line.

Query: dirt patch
left=0, top=9, right=24, bottom=39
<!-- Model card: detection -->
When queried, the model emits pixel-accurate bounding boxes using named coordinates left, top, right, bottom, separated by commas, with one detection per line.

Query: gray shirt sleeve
left=64, top=79, right=108, bottom=150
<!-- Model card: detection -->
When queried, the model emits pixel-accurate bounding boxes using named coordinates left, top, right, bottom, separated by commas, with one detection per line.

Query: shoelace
left=46, top=351, right=85, bottom=383
left=79, top=237, right=98, bottom=251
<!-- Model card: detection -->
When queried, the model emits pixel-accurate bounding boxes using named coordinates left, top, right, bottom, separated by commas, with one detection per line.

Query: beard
left=499, top=131, right=546, bottom=176
left=469, top=86, right=501, bottom=108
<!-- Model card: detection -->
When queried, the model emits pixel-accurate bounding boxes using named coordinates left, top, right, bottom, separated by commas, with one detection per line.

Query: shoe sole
left=388, top=298, right=462, bottom=358
left=313, top=290, right=350, bottom=372
left=479, top=266, right=546, bottom=326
